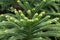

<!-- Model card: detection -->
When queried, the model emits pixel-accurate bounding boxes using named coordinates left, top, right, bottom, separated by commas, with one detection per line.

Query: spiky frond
left=0, top=0, right=60, bottom=40
left=0, top=9, right=60, bottom=40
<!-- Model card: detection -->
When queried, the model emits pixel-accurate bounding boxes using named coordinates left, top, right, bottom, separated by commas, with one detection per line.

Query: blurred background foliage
left=0, top=0, right=60, bottom=13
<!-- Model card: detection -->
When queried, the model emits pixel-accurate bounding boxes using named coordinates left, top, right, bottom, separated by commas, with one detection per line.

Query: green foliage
left=16, top=0, right=60, bottom=18
left=0, top=0, right=16, bottom=10
left=0, top=9, right=60, bottom=40
left=17, top=0, right=60, bottom=12
left=0, top=0, right=60, bottom=40
left=0, top=0, right=60, bottom=13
